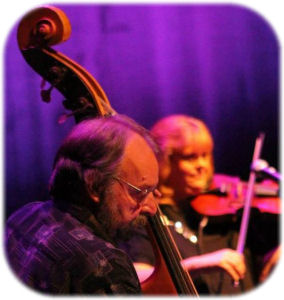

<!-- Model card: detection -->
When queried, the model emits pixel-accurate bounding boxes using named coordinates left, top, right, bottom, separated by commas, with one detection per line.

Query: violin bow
left=234, top=132, right=265, bottom=286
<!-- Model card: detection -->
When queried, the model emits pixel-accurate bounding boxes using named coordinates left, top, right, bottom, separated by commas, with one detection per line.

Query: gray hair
left=49, top=114, right=158, bottom=208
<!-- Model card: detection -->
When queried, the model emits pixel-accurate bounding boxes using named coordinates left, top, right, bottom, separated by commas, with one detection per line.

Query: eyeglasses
left=112, top=176, right=160, bottom=203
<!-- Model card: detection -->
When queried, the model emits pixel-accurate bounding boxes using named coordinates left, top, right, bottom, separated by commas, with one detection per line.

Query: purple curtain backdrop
left=4, top=4, right=279, bottom=217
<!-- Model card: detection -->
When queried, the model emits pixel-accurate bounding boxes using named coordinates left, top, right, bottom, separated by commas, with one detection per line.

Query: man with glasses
left=5, top=114, right=160, bottom=295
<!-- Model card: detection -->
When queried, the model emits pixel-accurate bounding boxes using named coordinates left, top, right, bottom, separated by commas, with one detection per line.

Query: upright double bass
left=17, top=6, right=199, bottom=296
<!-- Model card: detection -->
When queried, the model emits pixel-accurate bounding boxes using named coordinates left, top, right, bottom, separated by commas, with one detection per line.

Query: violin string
left=149, top=208, right=199, bottom=295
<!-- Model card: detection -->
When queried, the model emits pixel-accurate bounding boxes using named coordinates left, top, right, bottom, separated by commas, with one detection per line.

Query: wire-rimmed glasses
left=112, top=176, right=160, bottom=203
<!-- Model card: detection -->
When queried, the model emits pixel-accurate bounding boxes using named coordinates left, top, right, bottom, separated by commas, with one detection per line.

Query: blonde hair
left=151, top=115, right=214, bottom=184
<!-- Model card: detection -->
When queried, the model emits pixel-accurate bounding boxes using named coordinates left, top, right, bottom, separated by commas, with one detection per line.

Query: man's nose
left=140, top=192, right=158, bottom=216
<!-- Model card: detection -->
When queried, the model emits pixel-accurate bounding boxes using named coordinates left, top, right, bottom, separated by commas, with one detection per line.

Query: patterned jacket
left=5, top=200, right=141, bottom=295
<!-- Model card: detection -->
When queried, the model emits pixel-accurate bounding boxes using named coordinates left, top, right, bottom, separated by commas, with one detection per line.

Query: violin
left=191, top=133, right=280, bottom=218
left=189, top=134, right=280, bottom=286
left=17, top=5, right=198, bottom=296
left=190, top=173, right=280, bottom=216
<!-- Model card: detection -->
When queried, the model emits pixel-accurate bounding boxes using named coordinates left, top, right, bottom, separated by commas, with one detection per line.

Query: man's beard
left=96, top=190, right=148, bottom=240
left=116, top=215, right=148, bottom=241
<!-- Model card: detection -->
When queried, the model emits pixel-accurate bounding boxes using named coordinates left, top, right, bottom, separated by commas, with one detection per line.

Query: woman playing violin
left=119, top=114, right=280, bottom=295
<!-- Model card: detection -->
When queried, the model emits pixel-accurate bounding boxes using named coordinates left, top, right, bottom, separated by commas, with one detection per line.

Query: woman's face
left=166, top=132, right=214, bottom=200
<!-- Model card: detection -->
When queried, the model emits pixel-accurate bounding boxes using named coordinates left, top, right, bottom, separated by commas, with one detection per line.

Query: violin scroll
left=17, top=6, right=114, bottom=123
left=17, top=6, right=71, bottom=50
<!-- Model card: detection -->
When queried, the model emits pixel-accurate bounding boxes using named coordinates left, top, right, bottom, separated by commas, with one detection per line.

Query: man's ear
left=90, top=193, right=100, bottom=203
